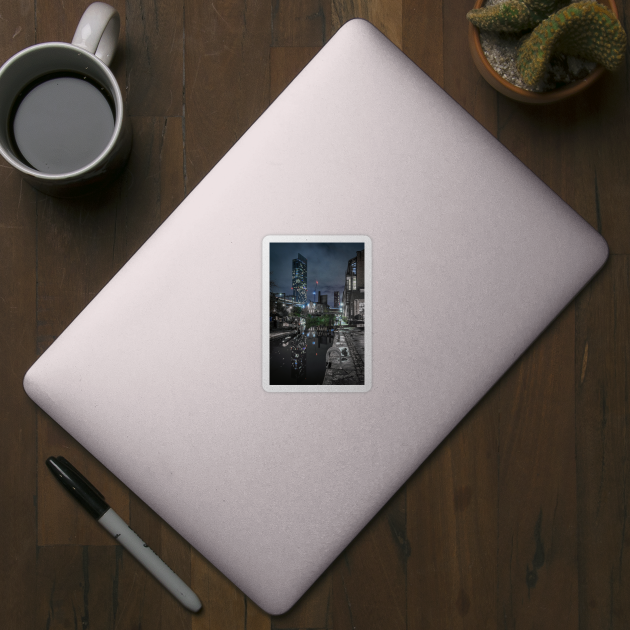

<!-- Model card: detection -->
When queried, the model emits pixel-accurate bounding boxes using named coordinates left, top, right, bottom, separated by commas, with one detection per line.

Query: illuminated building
left=292, top=254, right=307, bottom=304
left=334, top=291, right=339, bottom=308
left=342, top=249, right=365, bottom=322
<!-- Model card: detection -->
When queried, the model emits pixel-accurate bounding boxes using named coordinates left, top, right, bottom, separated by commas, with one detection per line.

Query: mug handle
left=71, top=2, right=120, bottom=67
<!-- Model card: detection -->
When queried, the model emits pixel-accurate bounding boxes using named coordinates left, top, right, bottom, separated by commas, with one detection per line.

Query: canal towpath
left=322, top=326, right=365, bottom=385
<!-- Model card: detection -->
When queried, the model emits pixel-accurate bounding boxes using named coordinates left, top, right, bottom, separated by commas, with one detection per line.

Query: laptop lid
left=24, top=19, right=607, bottom=614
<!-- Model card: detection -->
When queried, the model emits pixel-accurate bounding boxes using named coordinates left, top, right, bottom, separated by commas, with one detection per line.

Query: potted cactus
left=467, top=0, right=627, bottom=103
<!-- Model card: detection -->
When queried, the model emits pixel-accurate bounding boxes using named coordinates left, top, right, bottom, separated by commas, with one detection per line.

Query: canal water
left=269, top=330, right=335, bottom=385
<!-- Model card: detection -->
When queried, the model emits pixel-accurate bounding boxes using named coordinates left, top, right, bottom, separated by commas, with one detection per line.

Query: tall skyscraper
left=334, top=291, right=339, bottom=308
left=292, top=254, right=307, bottom=304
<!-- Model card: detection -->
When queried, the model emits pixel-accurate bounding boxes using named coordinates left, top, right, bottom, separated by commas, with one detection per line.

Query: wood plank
left=33, top=186, right=121, bottom=355
left=443, top=0, right=497, bottom=131
left=0, top=0, right=36, bottom=56
left=37, top=416, right=129, bottom=546
left=109, top=494, right=192, bottom=629
left=0, top=136, right=38, bottom=630
left=494, top=59, right=629, bottom=257
left=331, top=486, right=407, bottom=630
left=158, top=518, right=196, bottom=629
left=0, top=5, right=39, bottom=629
left=271, top=573, right=332, bottom=629
left=583, top=72, right=630, bottom=254
left=496, top=97, right=597, bottom=222
left=270, top=47, right=321, bottom=103
left=407, top=392, right=499, bottom=629
left=492, top=62, right=617, bottom=630
left=36, top=543, right=194, bottom=629
left=159, top=117, right=187, bottom=220
left=497, top=305, right=578, bottom=628
left=402, top=0, right=444, bottom=88
left=36, top=545, right=118, bottom=630
left=247, top=599, right=272, bottom=630
left=575, top=256, right=630, bottom=629
left=36, top=0, right=124, bottom=45
left=184, top=0, right=272, bottom=192
left=331, top=0, right=403, bottom=49
left=126, top=0, right=183, bottom=117
left=492, top=34, right=626, bottom=627
left=112, top=116, right=185, bottom=270
left=190, top=548, right=247, bottom=630
left=271, top=0, right=332, bottom=46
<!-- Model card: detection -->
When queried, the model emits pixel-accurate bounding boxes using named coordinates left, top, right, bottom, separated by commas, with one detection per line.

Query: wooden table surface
left=1, top=0, right=629, bottom=628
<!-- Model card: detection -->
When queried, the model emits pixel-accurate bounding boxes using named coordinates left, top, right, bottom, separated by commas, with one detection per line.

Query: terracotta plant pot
left=468, top=0, right=619, bottom=103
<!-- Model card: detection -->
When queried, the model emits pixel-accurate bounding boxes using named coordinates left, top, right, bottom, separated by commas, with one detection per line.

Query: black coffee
left=10, top=73, right=115, bottom=174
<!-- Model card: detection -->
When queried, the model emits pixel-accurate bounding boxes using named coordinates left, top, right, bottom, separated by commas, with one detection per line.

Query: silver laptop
left=24, top=19, right=607, bottom=614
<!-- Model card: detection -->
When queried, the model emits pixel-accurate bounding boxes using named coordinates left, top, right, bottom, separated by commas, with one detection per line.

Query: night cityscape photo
left=268, top=241, right=367, bottom=387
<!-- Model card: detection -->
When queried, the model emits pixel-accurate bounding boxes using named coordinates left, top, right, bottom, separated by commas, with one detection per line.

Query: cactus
left=516, top=1, right=627, bottom=85
left=467, top=0, right=568, bottom=33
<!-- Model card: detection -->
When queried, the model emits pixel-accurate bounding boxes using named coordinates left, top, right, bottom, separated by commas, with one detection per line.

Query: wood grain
left=37, top=416, right=129, bottom=546
left=0, top=5, right=38, bottom=629
left=497, top=304, right=579, bottom=629
left=271, top=573, right=332, bottom=629
left=114, top=495, right=193, bottom=629
left=1, top=0, right=629, bottom=627
left=190, top=549, right=247, bottom=630
left=270, top=47, right=322, bottom=103
left=576, top=256, right=630, bottom=629
left=443, top=0, right=497, bottom=131
left=271, top=0, right=332, bottom=46
left=332, top=0, right=403, bottom=48
left=331, top=486, right=408, bottom=630
left=112, top=116, right=185, bottom=270
left=403, top=0, right=444, bottom=88
left=0, top=156, right=38, bottom=630
left=36, top=545, right=119, bottom=630
left=494, top=65, right=630, bottom=258
left=126, top=0, right=184, bottom=117
left=407, top=392, right=499, bottom=629
left=184, top=0, right=271, bottom=192
left=583, top=72, right=630, bottom=254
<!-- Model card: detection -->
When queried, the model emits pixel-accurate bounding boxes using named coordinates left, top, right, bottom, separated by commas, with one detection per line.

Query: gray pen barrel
left=98, top=508, right=202, bottom=612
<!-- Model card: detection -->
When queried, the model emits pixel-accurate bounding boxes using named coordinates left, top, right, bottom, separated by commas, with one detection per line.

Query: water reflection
left=291, top=334, right=307, bottom=382
left=269, top=329, right=335, bottom=385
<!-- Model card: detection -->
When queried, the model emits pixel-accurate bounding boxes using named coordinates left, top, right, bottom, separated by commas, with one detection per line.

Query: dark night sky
left=269, top=242, right=364, bottom=302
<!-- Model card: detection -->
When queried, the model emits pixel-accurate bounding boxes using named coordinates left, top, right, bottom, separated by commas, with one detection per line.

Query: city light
left=270, top=242, right=364, bottom=387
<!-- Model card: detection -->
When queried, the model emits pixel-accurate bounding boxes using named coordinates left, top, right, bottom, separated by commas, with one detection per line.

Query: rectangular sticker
left=262, top=236, right=372, bottom=392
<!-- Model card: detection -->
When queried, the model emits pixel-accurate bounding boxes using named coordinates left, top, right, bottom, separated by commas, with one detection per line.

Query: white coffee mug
left=0, top=2, right=131, bottom=197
